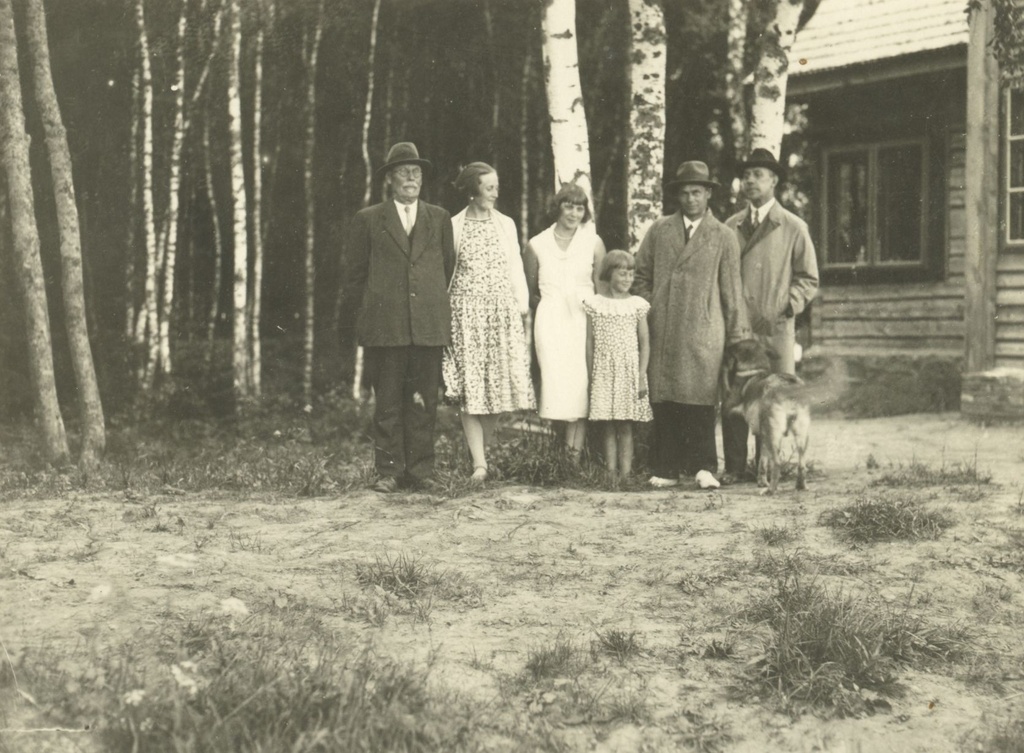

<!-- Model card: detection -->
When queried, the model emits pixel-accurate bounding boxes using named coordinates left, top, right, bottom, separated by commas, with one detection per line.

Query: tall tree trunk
left=135, top=0, right=158, bottom=390
left=748, top=0, right=804, bottom=156
left=21, top=0, right=105, bottom=467
left=725, top=0, right=749, bottom=202
left=203, top=116, right=223, bottom=367
left=540, top=0, right=594, bottom=209
left=227, top=0, right=251, bottom=405
left=125, top=67, right=140, bottom=343
left=483, top=0, right=499, bottom=165
left=301, top=2, right=322, bottom=405
left=158, top=0, right=187, bottom=378
left=0, top=0, right=68, bottom=463
left=518, top=43, right=532, bottom=247
left=249, top=7, right=266, bottom=396
left=626, top=0, right=665, bottom=252
left=353, top=0, right=382, bottom=401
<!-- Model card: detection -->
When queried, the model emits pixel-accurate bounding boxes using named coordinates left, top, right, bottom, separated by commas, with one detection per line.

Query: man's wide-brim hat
left=377, top=142, right=431, bottom=179
left=665, top=161, right=719, bottom=190
left=738, top=148, right=786, bottom=181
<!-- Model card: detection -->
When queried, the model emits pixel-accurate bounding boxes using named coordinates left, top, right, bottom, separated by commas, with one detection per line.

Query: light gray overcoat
left=633, top=210, right=749, bottom=405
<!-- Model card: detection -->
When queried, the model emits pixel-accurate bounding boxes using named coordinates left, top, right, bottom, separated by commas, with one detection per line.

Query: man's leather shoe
left=371, top=476, right=400, bottom=493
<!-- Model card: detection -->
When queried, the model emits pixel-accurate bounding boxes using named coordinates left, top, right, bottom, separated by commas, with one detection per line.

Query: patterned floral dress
left=583, top=294, right=653, bottom=422
left=443, top=218, right=536, bottom=414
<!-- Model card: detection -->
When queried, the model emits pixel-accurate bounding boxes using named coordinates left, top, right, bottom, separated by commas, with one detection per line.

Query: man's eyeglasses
left=393, top=166, right=423, bottom=180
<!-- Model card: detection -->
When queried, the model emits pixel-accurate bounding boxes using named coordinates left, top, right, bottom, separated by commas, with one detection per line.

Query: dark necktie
left=684, top=223, right=692, bottom=243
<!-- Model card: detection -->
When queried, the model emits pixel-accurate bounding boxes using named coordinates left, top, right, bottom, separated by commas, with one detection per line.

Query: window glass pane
left=827, top=152, right=868, bottom=264
left=877, top=145, right=923, bottom=262
left=1011, top=140, right=1024, bottom=188
left=1012, top=89, right=1024, bottom=137
left=1011, top=193, right=1024, bottom=242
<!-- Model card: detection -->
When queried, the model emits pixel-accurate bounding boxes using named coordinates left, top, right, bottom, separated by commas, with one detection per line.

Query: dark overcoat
left=632, top=210, right=749, bottom=405
left=347, top=200, right=456, bottom=347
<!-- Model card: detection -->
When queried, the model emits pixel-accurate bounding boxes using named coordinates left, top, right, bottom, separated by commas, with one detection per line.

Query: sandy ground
left=1, top=413, right=1023, bottom=752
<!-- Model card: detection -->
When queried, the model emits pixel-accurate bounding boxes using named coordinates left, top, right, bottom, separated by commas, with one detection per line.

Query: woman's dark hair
left=453, top=162, right=497, bottom=200
left=599, top=249, right=635, bottom=282
left=551, top=183, right=592, bottom=224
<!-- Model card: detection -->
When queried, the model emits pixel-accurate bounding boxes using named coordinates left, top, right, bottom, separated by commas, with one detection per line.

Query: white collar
left=395, top=199, right=417, bottom=218
left=684, top=215, right=703, bottom=230
left=751, top=198, right=775, bottom=221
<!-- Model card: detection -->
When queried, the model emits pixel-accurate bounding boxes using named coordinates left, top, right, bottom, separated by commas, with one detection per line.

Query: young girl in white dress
left=584, top=250, right=653, bottom=480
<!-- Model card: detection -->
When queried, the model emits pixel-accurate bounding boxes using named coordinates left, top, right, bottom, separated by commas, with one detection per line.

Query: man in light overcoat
left=633, top=161, right=749, bottom=490
left=346, top=142, right=456, bottom=492
left=723, top=148, right=819, bottom=482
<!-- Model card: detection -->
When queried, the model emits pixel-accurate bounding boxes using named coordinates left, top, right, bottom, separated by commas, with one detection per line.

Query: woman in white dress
left=523, top=184, right=606, bottom=457
left=444, top=163, right=535, bottom=482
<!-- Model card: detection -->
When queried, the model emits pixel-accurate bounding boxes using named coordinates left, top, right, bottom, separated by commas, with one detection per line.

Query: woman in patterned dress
left=443, top=163, right=535, bottom=482
left=584, top=250, right=653, bottom=480
left=523, top=184, right=606, bottom=458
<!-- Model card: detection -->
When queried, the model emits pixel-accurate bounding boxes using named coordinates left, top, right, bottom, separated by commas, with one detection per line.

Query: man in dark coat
left=346, top=142, right=456, bottom=492
left=723, top=148, right=819, bottom=483
left=633, top=161, right=749, bottom=490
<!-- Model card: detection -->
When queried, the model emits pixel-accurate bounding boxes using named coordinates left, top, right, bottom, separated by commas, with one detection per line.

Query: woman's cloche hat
left=665, top=160, right=720, bottom=190
left=377, top=142, right=431, bottom=179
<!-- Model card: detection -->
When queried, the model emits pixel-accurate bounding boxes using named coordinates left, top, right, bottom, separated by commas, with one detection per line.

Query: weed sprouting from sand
left=873, top=456, right=992, bottom=489
left=524, top=635, right=588, bottom=682
left=753, top=523, right=798, bottom=547
left=594, top=629, right=643, bottom=663
left=355, top=552, right=436, bottom=598
left=820, top=495, right=954, bottom=543
left=745, top=573, right=971, bottom=716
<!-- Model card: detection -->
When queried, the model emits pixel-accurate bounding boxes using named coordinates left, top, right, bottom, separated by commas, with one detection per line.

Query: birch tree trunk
left=126, top=67, right=140, bottom=342
left=353, top=0, right=382, bottom=401
left=0, top=0, right=68, bottom=463
left=725, top=0, right=749, bottom=191
left=21, top=0, right=105, bottom=467
left=227, top=0, right=251, bottom=404
left=249, top=8, right=266, bottom=396
left=158, top=0, right=188, bottom=378
left=518, top=44, right=532, bottom=247
left=135, top=0, right=159, bottom=392
left=483, top=0, right=499, bottom=165
left=748, top=0, right=804, bottom=156
left=302, top=3, right=323, bottom=404
left=540, top=0, right=593, bottom=209
left=626, top=0, right=665, bottom=252
left=203, top=117, right=223, bottom=367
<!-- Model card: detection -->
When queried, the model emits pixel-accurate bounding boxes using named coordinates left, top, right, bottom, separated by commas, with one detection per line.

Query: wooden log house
left=787, top=0, right=1023, bottom=419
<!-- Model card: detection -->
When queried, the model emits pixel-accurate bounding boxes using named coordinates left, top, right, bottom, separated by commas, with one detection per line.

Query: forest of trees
left=1, top=0, right=825, bottom=465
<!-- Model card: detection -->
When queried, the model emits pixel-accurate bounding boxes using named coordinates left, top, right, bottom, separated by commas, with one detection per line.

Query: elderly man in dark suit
left=723, top=148, right=819, bottom=483
left=633, top=161, right=749, bottom=490
left=346, top=142, right=456, bottom=492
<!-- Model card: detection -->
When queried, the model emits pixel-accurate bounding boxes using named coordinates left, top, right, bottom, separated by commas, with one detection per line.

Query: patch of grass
left=753, top=523, right=798, bottom=547
left=355, top=552, right=435, bottom=598
left=746, top=573, right=971, bottom=717
left=702, top=637, right=736, bottom=660
left=820, top=494, right=955, bottom=543
left=11, top=608, right=475, bottom=753
left=872, top=457, right=992, bottom=489
left=593, top=629, right=643, bottom=663
left=524, top=635, right=588, bottom=682
left=961, top=713, right=1024, bottom=753
left=680, top=709, right=734, bottom=753
left=487, top=432, right=605, bottom=488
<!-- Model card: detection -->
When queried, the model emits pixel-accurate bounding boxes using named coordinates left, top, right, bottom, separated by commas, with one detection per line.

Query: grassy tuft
left=593, top=629, right=643, bottom=663
left=523, top=635, right=588, bottom=682
left=753, top=523, right=798, bottom=547
left=820, top=495, right=955, bottom=543
left=872, top=457, right=992, bottom=489
left=10, top=610, right=472, bottom=753
left=746, top=573, right=971, bottom=716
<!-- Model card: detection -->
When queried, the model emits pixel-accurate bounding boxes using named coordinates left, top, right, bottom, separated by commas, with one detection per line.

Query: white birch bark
left=158, top=1, right=188, bottom=377
left=136, top=0, right=159, bottom=390
left=354, top=0, right=382, bottom=401
left=540, top=0, right=594, bottom=209
left=0, top=0, right=68, bottom=463
left=519, top=44, right=532, bottom=248
left=227, top=0, right=250, bottom=403
left=249, top=9, right=267, bottom=396
left=126, top=67, right=139, bottom=342
left=626, top=0, right=666, bottom=252
left=302, top=3, right=323, bottom=404
left=748, top=0, right=804, bottom=156
left=725, top=0, right=749, bottom=176
left=203, top=117, right=223, bottom=366
left=22, top=0, right=106, bottom=467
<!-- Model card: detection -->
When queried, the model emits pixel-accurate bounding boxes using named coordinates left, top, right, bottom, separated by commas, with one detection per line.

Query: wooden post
left=963, top=0, right=1000, bottom=373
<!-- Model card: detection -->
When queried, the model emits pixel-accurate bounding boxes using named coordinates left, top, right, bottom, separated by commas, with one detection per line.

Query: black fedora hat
left=665, top=160, right=719, bottom=190
left=377, top=142, right=431, bottom=179
left=738, top=148, right=786, bottom=180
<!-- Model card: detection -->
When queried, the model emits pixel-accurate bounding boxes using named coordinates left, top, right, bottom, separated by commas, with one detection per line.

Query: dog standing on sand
left=722, top=340, right=810, bottom=495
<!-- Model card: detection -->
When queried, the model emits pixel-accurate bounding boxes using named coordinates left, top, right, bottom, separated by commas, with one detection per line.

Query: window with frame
left=822, top=140, right=928, bottom=271
left=1009, top=88, right=1024, bottom=243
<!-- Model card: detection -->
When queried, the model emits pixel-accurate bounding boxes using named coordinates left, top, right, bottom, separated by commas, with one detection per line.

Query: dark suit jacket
left=347, top=200, right=456, bottom=347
